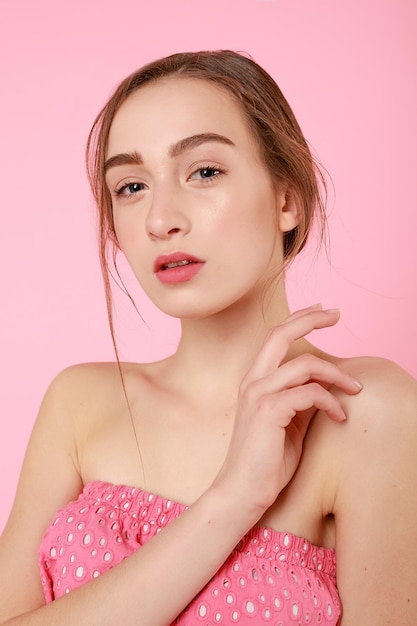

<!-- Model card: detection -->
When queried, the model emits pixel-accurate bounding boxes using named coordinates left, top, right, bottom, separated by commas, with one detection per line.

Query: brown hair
left=86, top=50, right=327, bottom=338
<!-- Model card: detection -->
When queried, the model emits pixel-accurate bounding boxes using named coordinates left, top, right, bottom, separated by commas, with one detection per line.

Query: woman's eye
left=115, top=181, right=146, bottom=197
left=190, top=166, right=223, bottom=181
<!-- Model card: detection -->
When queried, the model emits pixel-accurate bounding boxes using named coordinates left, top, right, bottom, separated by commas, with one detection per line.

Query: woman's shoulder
left=321, top=355, right=417, bottom=485
left=309, top=354, right=417, bottom=481
left=46, top=360, right=157, bottom=398
left=336, top=355, right=417, bottom=422
left=337, top=353, right=414, bottom=379
left=39, top=360, right=162, bottom=437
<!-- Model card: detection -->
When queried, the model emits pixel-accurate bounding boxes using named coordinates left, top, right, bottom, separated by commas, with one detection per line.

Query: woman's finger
left=242, top=353, right=362, bottom=400
left=256, top=383, right=347, bottom=427
left=245, top=308, right=340, bottom=381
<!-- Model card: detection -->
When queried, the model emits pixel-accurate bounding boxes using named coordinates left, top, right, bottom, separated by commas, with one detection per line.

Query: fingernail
left=309, top=303, right=323, bottom=310
left=325, top=308, right=340, bottom=314
left=352, top=379, right=363, bottom=391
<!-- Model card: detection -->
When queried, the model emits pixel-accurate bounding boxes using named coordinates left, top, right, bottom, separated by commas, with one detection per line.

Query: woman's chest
left=79, top=393, right=335, bottom=548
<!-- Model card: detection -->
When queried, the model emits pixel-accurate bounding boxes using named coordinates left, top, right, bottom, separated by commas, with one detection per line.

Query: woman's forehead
left=107, top=77, right=252, bottom=154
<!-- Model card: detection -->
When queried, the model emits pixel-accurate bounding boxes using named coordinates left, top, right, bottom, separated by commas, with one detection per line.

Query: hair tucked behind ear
left=86, top=50, right=327, bottom=347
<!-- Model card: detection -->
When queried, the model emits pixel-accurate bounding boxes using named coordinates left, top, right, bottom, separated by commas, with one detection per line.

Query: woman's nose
left=145, top=185, right=191, bottom=240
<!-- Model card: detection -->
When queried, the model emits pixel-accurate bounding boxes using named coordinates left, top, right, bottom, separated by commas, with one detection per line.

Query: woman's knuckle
left=271, top=325, right=292, bottom=348
left=308, top=381, right=323, bottom=396
left=269, top=325, right=283, bottom=339
left=239, top=379, right=257, bottom=404
left=300, top=353, right=317, bottom=369
left=256, top=394, right=274, bottom=413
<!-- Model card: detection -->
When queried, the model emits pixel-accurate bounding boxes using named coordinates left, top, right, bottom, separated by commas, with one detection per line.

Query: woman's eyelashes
left=188, top=164, right=226, bottom=183
left=111, top=164, right=226, bottom=199
left=114, top=181, right=147, bottom=198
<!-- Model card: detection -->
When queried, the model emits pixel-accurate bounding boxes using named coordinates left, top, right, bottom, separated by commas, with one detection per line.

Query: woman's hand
left=212, top=305, right=363, bottom=521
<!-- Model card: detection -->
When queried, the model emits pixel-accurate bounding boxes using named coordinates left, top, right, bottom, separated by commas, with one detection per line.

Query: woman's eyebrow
left=104, top=133, right=234, bottom=174
left=168, top=132, right=234, bottom=157
left=104, top=151, right=142, bottom=174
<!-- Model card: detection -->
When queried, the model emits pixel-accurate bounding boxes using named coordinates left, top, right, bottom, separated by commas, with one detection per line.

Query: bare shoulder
left=310, top=355, right=417, bottom=452
left=338, top=353, right=416, bottom=387
left=318, top=355, right=417, bottom=477
left=46, top=360, right=126, bottom=401
left=44, top=360, right=153, bottom=416
left=336, top=355, right=417, bottom=432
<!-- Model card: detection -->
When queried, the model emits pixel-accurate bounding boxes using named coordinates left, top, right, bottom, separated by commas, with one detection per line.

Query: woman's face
left=105, top=77, right=297, bottom=319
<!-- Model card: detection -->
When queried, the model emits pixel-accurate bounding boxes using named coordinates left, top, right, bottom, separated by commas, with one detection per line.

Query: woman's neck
left=158, top=288, right=313, bottom=406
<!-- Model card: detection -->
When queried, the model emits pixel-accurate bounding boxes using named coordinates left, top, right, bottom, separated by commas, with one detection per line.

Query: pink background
left=0, top=0, right=416, bottom=532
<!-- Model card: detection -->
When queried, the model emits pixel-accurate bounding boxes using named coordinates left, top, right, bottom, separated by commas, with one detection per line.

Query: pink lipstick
left=154, top=252, right=205, bottom=284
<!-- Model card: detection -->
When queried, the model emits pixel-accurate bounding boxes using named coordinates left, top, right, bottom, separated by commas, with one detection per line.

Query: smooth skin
left=0, top=78, right=416, bottom=625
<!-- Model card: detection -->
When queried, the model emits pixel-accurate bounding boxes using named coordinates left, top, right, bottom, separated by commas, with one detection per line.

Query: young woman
left=0, top=51, right=416, bottom=626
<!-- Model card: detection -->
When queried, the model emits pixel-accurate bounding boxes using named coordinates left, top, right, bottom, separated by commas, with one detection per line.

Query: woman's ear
left=276, top=187, right=299, bottom=233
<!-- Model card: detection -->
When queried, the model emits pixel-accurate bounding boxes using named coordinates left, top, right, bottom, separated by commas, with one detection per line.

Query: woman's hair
left=86, top=50, right=327, bottom=336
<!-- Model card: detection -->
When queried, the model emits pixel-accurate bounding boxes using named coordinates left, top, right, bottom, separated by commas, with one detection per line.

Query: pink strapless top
left=39, top=481, right=341, bottom=624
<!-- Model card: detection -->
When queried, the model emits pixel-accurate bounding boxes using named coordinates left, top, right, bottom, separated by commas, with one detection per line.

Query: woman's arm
left=333, top=358, right=417, bottom=624
left=0, top=367, right=84, bottom=620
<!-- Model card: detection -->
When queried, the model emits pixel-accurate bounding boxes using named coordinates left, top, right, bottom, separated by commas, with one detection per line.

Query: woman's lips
left=154, top=252, right=205, bottom=284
